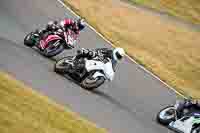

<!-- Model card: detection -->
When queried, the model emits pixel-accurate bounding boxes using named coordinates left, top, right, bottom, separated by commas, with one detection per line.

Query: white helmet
left=113, top=47, right=125, bottom=61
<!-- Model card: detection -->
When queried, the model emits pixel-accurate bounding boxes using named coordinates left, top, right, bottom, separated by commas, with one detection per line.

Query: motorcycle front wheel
left=81, top=73, right=105, bottom=90
left=157, top=106, right=176, bottom=125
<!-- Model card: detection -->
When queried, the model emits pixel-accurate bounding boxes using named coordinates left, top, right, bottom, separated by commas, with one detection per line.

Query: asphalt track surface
left=0, top=0, right=176, bottom=132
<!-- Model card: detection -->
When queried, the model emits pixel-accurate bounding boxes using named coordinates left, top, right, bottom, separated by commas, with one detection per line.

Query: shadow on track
left=54, top=70, right=138, bottom=118
left=91, top=89, right=138, bottom=116
left=0, top=37, right=27, bottom=50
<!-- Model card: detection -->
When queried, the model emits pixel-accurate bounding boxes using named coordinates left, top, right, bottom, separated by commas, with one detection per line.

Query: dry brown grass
left=0, top=71, right=106, bottom=133
left=65, top=0, right=200, bottom=98
left=130, top=0, right=200, bottom=24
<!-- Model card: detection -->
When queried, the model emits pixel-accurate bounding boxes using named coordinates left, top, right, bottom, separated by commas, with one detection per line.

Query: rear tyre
left=157, top=106, right=176, bottom=125
left=81, top=74, right=105, bottom=91
left=24, top=32, right=35, bottom=47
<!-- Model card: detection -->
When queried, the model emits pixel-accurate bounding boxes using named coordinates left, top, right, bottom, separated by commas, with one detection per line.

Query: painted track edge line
left=56, top=0, right=186, bottom=99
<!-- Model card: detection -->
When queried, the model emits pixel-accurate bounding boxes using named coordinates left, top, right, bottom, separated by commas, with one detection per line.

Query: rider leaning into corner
left=72, top=47, right=126, bottom=77
left=175, top=98, right=200, bottom=116
left=38, top=18, right=85, bottom=46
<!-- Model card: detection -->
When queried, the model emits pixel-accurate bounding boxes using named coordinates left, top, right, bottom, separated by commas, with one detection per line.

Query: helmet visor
left=116, top=52, right=123, bottom=60
left=78, top=23, right=85, bottom=31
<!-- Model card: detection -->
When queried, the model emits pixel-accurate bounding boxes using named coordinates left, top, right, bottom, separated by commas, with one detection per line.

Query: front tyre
left=81, top=74, right=105, bottom=91
left=157, top=106, right=176, bottom=125
left=24, top=32, right=35, bottom=47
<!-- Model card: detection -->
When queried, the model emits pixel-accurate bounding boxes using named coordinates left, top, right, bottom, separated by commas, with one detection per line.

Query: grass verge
left=0, top=71, right=106, bottom=133
left=129, top=0, right=200, bottom=25
left=64, top=0, right=200, bottom=98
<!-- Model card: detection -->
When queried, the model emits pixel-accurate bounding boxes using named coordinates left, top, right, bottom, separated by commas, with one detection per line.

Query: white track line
left=56, top=0, right=186, bottom=99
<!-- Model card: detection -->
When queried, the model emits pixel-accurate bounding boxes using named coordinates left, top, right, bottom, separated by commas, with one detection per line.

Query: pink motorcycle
left=24, top=29, right=77, bottom=57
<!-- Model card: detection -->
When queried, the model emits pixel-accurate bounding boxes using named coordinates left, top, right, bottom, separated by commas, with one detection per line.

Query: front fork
left=174, top=109, right=178, bottom=120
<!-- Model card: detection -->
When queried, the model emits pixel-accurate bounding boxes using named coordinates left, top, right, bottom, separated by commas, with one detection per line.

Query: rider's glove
left=88, top=50, right=96, bottom=58
left=76, top=48, right=88, bottom=56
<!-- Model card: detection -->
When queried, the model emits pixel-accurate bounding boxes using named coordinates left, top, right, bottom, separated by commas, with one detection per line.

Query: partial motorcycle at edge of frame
left=157, top=98, right=200, bottom=133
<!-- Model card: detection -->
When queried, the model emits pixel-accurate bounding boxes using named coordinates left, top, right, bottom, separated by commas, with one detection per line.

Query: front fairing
left=169, top=116, right=194, bottom=133
left=85, top=59, right=115, bottom=81
left=45, top=34, right=62, bottom=43
left=85, top=59, right=105, bottom=72
left=104, top=61, right=115, bottom=81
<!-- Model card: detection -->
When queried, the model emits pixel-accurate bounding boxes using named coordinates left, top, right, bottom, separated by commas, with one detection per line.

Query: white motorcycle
left=54, top=53, right=115, bottom=90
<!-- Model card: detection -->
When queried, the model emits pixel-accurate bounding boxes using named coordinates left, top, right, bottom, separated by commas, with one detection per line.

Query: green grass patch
left=0, top=71, right=106, bottom=133
left=129, top=0, right=200, bottom=24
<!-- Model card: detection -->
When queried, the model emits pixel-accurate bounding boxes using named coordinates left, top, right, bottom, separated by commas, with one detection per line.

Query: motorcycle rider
left=72, top=47, right=126, bottom=77
left=59, top=18, right=85, bottom=34
left=38, top=18, right=85, bottom=39
left=175, top=98, right=200, bottom=116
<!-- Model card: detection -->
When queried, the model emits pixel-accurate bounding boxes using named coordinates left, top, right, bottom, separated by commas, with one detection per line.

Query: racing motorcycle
left=54, top=51, right=115, bottom=90
left=157, top=99, right=200, bottom=133
left=24, top=28, right=77, bottom=57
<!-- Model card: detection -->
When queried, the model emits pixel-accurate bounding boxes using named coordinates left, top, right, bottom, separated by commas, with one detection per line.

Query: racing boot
left=73, top=58, right=86, bottom=78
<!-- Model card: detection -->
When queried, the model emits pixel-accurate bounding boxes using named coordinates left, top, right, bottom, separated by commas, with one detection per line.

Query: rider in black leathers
left=175, top=98, right=200, bottom=116
left=73, top=47, right=125, bottom=77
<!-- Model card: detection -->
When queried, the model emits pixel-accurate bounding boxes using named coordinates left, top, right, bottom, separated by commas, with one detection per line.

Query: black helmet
left=77, top=18, right=85, bottom=31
